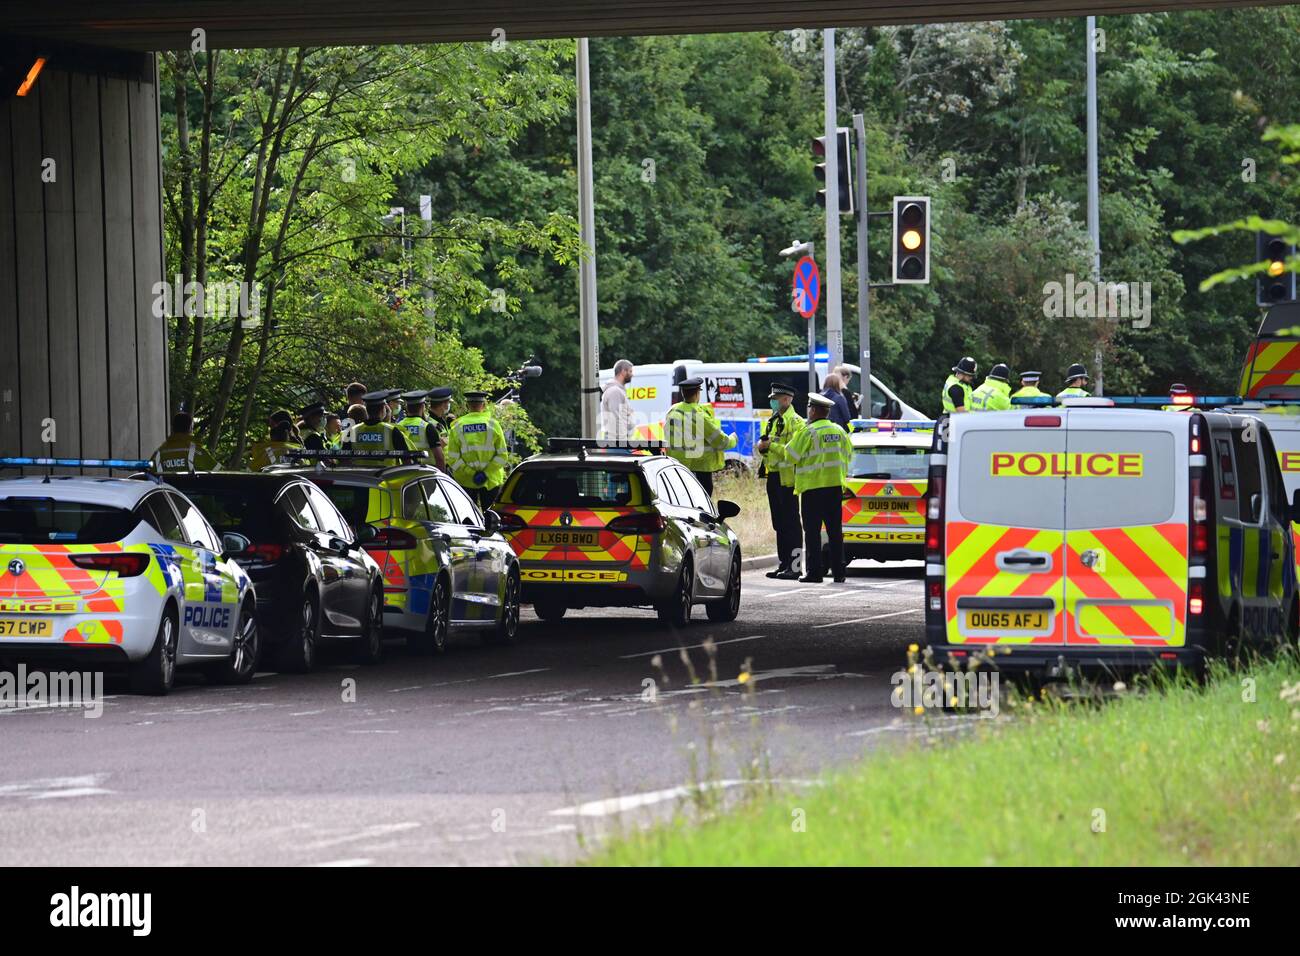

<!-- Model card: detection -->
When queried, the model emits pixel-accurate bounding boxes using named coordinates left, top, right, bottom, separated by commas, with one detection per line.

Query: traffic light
left=892, top=196, right=931, bottom=284
left=1256, top=231, right=1296, bottom=307
left=812, top=128, right=854, bottom=215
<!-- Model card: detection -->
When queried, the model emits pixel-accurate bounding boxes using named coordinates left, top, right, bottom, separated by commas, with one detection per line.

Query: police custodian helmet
left=952, top=356, right=978, bottom=376
left=1065, top=363, right=1089, bottom=381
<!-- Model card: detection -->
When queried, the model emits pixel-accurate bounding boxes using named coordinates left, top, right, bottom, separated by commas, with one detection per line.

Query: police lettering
left=463, top=423, right=488, bottom=434
left=183, top=604, right=231, bottom=630
left=1279, top=451, right=1300, bottom=472
left=990, top=452, right=1143, bottom=478
left=357, top=431, right=384, bottom=443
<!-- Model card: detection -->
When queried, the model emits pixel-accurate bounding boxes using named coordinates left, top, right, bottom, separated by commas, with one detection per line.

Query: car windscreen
left=0, top=497, right=140, bottom=544
left=178, top=487, right=277, bottom=537
left=849, top=445, right=928, bottom=480
left=504, top=466, right=645, bottom=507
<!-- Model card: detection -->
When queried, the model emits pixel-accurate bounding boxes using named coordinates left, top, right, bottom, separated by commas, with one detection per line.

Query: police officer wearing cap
left=756, top=383, right=805, bottom=579
left=426, top=386, right=456, bottom=449
left=152, top=412, right=220, bottom=474
left=1162, top=383, right=1197, bottom=412
left=1055, top=363, right=1091, bottom=403
left=383, top=389, right=403, bottom=423
left=396, top=390, right=447, bottom=470
left=943, top=357, right=978, bottom=413
left=1010, top=371, right=1048, bottom=403
left=340, top=389, right=415, bottom=466
left=664, top=376, right=737, bottom=496
left=785, top=392, right=851, bottom=583
left=298, top=402, right=329, bottom=451
left=970, top=363, right=1013, bottom=411
left=446, top=390, right=509, bottom=509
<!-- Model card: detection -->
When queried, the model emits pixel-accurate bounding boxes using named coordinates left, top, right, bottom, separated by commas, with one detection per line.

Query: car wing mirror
left=716, top=499, right=741, bottom=520
left=1250, top=492, right=1263, bottom=524
left=483, top=510, right=502, bottom=534
left=356, top=523, right=378, bottom=544
left=220, top=532, right=250, bottom=560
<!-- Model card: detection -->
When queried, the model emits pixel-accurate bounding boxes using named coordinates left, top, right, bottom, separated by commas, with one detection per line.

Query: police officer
left=426, top=386, right=456, bottom=451
left=396, top=390, right=446, bottom=469
left=152, top=412, right=219, bottom=474
left=324, top=412, right=343, bottom=448
left=1010, top=370, right=1049, bottom=404
left=1163, top=383, right=1197, bottom=412
left=340, top=390, right=415, bottom=466
left=970, top=363, right=1012, bottom=411
left=943, top=357, right=978, bottom=413
left=786, top=393, right=851, bottom=583
left=1056, top=363, right=1091, bottom=402
left=756, top=383, right=805, bottom=580
left=384, top=389, right=403, bottom=423
left=298, top=402, right=329, bottom=451
left=246, top=420, right=302, bottom=471
left=663, top=376, right=737, bottom=496
left=446, top=391, right=509, bottom=509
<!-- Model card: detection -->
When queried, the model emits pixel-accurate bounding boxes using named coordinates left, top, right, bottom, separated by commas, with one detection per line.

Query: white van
left=598, top=357, right=926, bottom=465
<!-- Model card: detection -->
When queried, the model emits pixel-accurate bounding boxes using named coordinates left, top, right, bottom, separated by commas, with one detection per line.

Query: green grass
left=714, top=471, right=776, bottom=558
left=588, top=658, right=1300, bottom=865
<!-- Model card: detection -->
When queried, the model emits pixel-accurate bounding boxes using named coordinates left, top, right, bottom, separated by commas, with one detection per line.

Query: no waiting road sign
left=792, top=255, right=820, bottom=319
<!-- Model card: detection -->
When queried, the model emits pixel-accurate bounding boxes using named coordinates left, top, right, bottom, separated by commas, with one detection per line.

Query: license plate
left=967, top=610, right=1048, bottom=630
left=864, top=498, right=918, bottom=512
left=0, top=618, right=55, bottom=638
left=536, top=530, right=598, bottom=547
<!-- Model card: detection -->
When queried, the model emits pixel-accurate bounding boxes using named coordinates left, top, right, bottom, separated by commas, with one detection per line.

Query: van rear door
left=1061, top=414, right=1188, bottom=647
left=945, top=419, right=1068, bottom=646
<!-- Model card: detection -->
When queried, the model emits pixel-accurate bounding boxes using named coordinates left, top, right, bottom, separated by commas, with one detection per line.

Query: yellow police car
left=842, top=420, right=933, bottom=565
left=0, top=458, right=256, bottom=694
left=494, top=440, right=742, bottom=626
left=924, top=399, right=1300, bottom=677
left=273, top=451, right=521, bottom=651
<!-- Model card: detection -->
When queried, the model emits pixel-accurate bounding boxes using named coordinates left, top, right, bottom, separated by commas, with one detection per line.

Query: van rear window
left=0, top=498, right=139, bottom=544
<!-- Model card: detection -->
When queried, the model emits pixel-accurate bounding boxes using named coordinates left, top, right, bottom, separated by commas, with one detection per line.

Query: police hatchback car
left=842, top=420, right=933, bottom=564
left=924, top=402, right=1300, bottom=676
left=0, top=460, right=256, bottom=694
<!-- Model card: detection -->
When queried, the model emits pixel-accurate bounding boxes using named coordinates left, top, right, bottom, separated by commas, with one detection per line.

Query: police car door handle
left=997, top=550, right=1052, bottom=573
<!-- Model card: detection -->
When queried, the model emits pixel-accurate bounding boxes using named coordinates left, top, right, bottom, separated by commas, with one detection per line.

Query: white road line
left=0, top=774, right=114, bottom=800
left=312, top=858, right=373, bottom=867
left=298, top=822, right=421, bottom=851
left=619, top=634, right=768, bottom=660
left=812, top=607, right=923, bottom=629
left=551, top=778, right=820, bottom=818
left=429, top=667, right=551, bottom=688
left=749, top=587, right=814, bottom=600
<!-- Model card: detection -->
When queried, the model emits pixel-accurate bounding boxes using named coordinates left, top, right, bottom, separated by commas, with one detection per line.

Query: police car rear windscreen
left=506, top=468, right=644, bottom=508
left=0, top=498, right=139, bottom=544
left=849, top=447, right=928, bottom=481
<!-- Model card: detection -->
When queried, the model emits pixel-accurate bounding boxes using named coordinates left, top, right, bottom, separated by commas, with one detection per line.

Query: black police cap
left=768, top=383, right=796, bottom=397
left=679, top=376, right=704, bottom=390
left=426, top=387, right=453, bottom=402
left=464, top=390, right=490, bottom=401
left=400, top=390, right=429, bottom=404
left=299, top=402, right=325, bottom=418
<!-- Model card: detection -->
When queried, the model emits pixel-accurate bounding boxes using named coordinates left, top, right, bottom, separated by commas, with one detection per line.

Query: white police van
left=598, top=355, right=926, bottom=466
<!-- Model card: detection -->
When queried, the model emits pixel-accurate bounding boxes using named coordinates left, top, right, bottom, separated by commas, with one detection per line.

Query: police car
left=842, top=420, right=934, bottom=564
left=269, top=451, right=521, bottom=651
left=924, top=399, right=1300, bottom=677
left=0, top=458, right=256, bottom=694
left=494, top=440, right=742, bottom=626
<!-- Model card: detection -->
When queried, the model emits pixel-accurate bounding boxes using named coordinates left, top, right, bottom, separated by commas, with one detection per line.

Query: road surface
left=0, top=561, right=935, bottom=865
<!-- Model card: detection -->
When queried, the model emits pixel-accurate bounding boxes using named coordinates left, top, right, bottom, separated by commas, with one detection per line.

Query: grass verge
left=713, top=471, right=775, bottom=558
left=587, top=657, right=1300, bottom=865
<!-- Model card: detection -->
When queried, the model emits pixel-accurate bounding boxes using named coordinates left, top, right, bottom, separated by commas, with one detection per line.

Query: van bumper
left=926, top=641, right=1207, bottom=677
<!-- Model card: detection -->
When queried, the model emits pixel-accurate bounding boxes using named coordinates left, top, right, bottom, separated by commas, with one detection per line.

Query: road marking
left=298, top=822, right=421, bottom=851
left=429, top=668, right=551, bottom=688
left=812, top=607, right=923, bottom=629
left=313, top=858, right=373, bottom=867
left=619, top=634, right=767, bottom=660
left=0, top=774, right=114, bottom=800
left=749, top=587, right=814, bottom=600
left=551, top=779, right=819, bottom=817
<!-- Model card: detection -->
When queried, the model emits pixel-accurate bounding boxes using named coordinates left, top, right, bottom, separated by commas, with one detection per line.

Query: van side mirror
left=1250, top=492, right=1263, bottom=524
left=1291, top=488, right=1300, bottom=525
left=716, top=499, right=741, bottom=520
left=483, top=510, right=502, bottom=534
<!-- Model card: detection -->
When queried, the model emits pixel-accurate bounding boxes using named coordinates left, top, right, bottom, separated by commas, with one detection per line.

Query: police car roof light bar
left=285, top=450, right=428, bottom=462
left=848, top=418, right=937, bottom=433
left=0, top=456, right=160, bottom=485
left=1010, top=395, right=1262, bottom=408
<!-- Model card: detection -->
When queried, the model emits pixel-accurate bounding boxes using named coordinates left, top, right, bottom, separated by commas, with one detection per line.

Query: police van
left=924, top=399, right=1300, bottom=676
left=1225, top=402, right=1300, bottom=577
left=598, top=356, right=926, bottom=466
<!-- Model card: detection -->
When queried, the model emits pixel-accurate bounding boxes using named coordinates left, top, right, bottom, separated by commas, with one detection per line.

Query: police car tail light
left=497, top=511, right=527, bottom=533
left=68, top=553, right=149, bottom=578
left=245, top=543, right=285, bottom=563
left=365, top=528, right=418, bottom=551
left=607, top=512, right=666, bottom=535
left=1024, top=415, right=1062, bottom=427
left=1188, top=581, right=1205, bottom=616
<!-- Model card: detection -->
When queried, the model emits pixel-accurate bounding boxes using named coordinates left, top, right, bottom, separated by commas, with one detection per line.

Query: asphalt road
left=0, top=560, right=932, bottom=866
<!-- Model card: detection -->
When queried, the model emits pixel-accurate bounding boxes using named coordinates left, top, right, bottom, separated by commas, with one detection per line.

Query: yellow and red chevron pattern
left=843, top=479, right=926, bottom=543
left=944, top=523, right=1066, bottom=645
left=0, top=544, right=136, bottom=644
left=1065, top=524, right=1188, bottom=647
left=1241, top=339, right=1300, bottom=397
left=496, top=506, right=653, bottom=569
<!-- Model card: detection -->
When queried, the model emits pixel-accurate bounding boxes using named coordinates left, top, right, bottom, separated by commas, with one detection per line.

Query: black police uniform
left=761, top=386, right=802, bottom=576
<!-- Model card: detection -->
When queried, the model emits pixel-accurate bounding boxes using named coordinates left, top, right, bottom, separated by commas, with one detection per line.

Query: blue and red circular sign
left=792, top=255, right=820, bottom=319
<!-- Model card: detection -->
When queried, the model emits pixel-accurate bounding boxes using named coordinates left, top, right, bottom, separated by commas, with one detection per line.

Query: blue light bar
left=746, top=351, right=830, bottom=363
left=1009, top=395, right=1252, bottom=407
left=849, top=419, right=936, bottom=433
left=0, top=457, right=151, bottom=469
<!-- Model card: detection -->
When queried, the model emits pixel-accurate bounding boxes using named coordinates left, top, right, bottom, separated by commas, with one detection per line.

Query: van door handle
left=997, top=550, right=1052, bottom=573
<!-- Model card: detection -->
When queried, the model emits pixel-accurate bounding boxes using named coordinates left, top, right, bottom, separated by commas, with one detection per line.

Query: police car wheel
left=656, top=559, right=694, bottom=628
left=409, top=575, right=450, bottom=654
left=354, top=588, right=384, bottom=665
left=706, top=554, right=741, bottom=623
left=278, top=592, right=320, bottom=674
left=129, top=608, right=178, bottom=696
left=206, top=599, right=259, bottom=685
left=533, top=599, right=566, bottom=623
left=486, top=570, right=521, bottom=645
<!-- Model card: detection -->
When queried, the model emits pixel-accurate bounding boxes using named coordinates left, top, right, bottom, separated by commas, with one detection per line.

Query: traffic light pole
left=854, top=113, right=870, bottom=416
left=576, top=37, right=600, bottom=437
left=823, top=28, right=844, bottom=373
left=1086, top=15, right=1103, bottom=396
